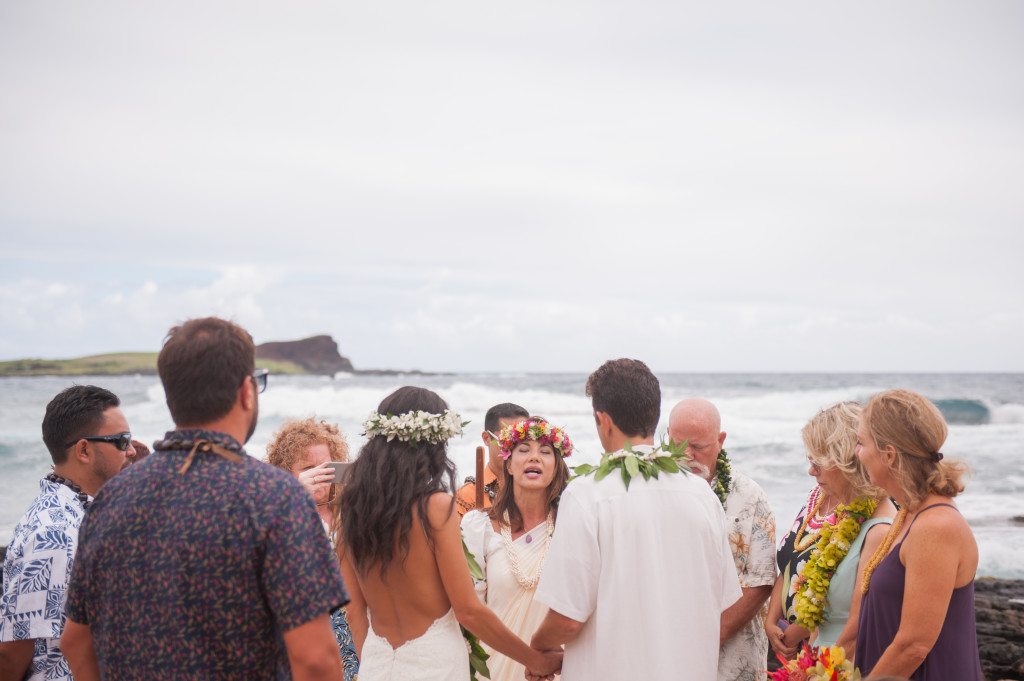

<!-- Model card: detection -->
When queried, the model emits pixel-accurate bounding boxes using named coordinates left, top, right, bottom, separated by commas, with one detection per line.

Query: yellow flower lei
left=793, top=496, right=878, bottom=630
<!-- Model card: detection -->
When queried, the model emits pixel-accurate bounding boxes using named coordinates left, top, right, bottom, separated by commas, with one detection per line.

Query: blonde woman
left=462, top=416, right=572, bottom=681
left=855, top=390, right=982, bottom=680
left=766, top=402, right=896, bottom=658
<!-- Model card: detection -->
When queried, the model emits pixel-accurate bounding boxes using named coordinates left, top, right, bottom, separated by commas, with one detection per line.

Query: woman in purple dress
left=854, top=389, right=982, bottom=680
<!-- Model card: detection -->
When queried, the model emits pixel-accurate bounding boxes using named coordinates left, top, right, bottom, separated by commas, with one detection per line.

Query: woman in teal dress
left=766, top=402, right=896, bottom=659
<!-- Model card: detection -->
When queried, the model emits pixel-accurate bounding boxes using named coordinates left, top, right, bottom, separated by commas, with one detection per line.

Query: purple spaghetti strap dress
left=856, top=503, right=983, bottom=681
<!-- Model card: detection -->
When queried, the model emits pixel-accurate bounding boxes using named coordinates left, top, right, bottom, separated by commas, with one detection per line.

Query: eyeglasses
left=65, top=432, right=134, bottom=451
left=252, top=368, right=269, bottom=394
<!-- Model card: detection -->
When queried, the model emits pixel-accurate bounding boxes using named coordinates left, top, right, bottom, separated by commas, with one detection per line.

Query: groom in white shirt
left=530, top=358, right=741, bottom=681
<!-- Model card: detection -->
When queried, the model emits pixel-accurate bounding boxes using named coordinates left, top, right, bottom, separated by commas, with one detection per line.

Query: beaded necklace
left=793, top=486, right=838, bottom=552
left=45, top=473, right=90, bottom=508
left=861, top=507, right=908, bottom=594
left=500, top=510, right=554, bottom=589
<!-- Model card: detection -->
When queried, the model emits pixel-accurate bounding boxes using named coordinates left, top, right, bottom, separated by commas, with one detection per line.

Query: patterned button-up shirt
left=65, top=429, right=348, bottom=680
left=717, top=471, right=778, bottom=681
left=1, top=478, right=91, bottom=681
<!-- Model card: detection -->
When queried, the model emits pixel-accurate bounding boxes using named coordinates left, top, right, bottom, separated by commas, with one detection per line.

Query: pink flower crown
left=497, top=419, right=574, bottom=459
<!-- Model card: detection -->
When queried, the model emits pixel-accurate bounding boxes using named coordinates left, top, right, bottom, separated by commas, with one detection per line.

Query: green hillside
left=0, top=353, right=307, bottom=377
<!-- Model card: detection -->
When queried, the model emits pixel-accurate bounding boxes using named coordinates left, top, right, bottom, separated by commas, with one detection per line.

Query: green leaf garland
left=572, top=439, right=690, bottom=490
left=462, top=534, right=491, bottom=679
left=712, top=449, right=732, bottom=506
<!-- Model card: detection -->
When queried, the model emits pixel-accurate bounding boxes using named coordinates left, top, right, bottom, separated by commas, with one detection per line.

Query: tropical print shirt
left=718, top=471, right=777, bottom=681
left=1, top=478, right=91, bottom=681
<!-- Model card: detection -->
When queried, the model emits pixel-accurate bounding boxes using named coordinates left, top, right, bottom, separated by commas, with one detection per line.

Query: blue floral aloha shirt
left=65, top=429, right=349, bottom=680
left=0, top=478, right=90, bottom=681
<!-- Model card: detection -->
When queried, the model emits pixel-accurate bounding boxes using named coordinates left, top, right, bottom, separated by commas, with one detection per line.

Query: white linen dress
left=462, top=510, right=556, bottom=681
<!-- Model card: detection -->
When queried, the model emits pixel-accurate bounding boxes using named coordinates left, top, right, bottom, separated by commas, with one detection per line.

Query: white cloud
left=0, top=0, right=1022, bottom=370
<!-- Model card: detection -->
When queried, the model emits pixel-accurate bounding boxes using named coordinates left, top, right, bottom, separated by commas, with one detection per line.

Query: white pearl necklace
left=500, top=511, right=555, bottom=589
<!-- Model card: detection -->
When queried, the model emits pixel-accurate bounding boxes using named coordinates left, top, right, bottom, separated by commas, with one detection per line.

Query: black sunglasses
left=252, top=368, right=269, bottom=394
left=65, top=432, right=133, bottom=451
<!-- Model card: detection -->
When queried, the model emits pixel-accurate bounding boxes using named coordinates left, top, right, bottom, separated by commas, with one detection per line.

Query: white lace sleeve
left=460, top=509, right=490, bottom=603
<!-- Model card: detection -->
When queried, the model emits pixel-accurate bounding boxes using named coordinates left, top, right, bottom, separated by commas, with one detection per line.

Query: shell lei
left=792, top=496, right=878, bottom=630
left=500, top=511, right=555, bottom=589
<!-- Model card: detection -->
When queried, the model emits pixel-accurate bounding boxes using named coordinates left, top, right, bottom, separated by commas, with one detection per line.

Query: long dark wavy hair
left=486, top=415, right=571, bottom=533
left=337, top=386, right=458, bottom=578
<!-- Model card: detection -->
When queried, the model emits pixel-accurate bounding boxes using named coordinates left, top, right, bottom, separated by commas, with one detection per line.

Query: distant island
left=0, top=335, right=432, bottom=377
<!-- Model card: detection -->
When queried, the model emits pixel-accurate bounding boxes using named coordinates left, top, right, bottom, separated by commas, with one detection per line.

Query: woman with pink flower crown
left=462, top=416, right=573, bottom=681
left=337, top=388, right=562, bottom=681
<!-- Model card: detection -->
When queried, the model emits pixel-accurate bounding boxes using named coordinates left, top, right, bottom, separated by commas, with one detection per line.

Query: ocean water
left=2, top=372, right=1022, bottom=577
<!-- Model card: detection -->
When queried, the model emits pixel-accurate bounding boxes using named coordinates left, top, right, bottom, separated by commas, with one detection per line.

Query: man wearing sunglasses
left=61, top=317, right=347, bottom=681
left=0, top=384, right=134, bottom=681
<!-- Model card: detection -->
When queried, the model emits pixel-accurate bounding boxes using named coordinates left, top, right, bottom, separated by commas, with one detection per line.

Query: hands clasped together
left=525, top=647, right=562, bottom=681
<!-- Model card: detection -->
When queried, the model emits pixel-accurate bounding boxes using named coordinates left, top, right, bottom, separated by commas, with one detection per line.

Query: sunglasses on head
left=65, top=432, right=134, bottom=451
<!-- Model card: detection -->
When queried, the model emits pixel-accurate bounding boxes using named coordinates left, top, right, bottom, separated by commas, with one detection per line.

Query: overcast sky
left=1, top=1, right=1021, bottom=372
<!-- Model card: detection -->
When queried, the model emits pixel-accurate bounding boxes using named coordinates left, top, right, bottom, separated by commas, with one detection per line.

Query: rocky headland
left=0, top=335, right=430, bottom=377
left=255, top=335, right=354, bottom=375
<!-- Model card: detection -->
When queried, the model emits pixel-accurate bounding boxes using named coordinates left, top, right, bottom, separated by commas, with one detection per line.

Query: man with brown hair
left=531, top=359, right=740, bottom=681
left=61, top=317, right=347, bottom=681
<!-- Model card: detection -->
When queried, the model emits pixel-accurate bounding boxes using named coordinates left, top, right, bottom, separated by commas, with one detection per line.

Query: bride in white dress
left=462, top=416, right=573, bottom=681
left=337, top=387, right=562, bottom=681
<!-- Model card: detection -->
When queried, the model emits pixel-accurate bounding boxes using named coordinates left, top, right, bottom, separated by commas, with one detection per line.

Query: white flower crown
left=363, top=409, right=468, bottom=445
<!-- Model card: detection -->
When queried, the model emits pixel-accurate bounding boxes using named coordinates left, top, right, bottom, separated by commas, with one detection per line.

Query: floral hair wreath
left=363, top=410, right=467, bottom=445
left=497, top=419, right=574, bottom=459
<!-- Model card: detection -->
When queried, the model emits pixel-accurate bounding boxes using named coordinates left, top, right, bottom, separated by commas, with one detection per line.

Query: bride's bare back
left=340, top=492, right=560, bottom=677
left=351, top=494, right=456, bottom=648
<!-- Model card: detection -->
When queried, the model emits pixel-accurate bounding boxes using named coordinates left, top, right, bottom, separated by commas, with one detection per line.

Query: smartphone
left=325, top=461, right=354, bottom=484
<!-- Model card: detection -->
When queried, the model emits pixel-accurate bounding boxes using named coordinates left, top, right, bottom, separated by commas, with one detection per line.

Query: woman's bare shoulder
left=905, top=500, right=975, bottom=556
left=871, top=496, right=898, bottom=520
left=425, top=492, right=458, bottom=526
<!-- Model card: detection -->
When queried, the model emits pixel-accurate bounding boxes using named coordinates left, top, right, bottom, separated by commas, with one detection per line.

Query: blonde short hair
left=266, top=417, right=349, bottom=471
left=862, top=389, right=968, bottom=511
left=803, top=401, right=884, bottom=501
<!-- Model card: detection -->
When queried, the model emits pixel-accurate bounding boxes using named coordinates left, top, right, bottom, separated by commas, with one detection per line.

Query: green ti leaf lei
left=462, top=535, right=492, bottom=680
left=571, top=439, right=691, bottom=490
left=712, top=449, right=732, bottom=506
left=792, top=496, right=878, bottom=630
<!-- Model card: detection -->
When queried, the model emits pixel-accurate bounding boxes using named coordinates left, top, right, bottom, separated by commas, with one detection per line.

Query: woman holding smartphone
left=267, top=417, right=358, bottom=681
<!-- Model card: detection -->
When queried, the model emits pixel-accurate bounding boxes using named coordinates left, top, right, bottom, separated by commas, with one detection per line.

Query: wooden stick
left=475, top=446, right=485, bottom=509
